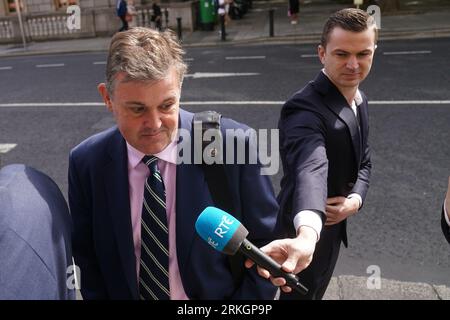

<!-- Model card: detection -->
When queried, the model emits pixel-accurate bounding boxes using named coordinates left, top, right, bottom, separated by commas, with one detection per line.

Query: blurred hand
left=325, top=196, right=359, bottom=226
left=245, top=226, right=317, bottom=293
left=445, top=176, right=450, bottom=221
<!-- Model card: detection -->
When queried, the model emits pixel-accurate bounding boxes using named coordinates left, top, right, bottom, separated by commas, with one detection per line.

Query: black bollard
left=176, top=17, right=182, bottom=41
left=164, top=8, right=169, bottom=29
left=269, top=9, right=274, bottom=37
left=220, top=14, right=226, bottom=41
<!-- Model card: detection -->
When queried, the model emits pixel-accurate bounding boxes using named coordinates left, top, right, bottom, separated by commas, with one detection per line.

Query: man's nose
left=346, top=55, right=359, bottom=70
left=144, top=109, right=162, bottom=129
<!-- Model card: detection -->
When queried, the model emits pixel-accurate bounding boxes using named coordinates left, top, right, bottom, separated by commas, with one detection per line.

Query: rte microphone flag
left=195, top=206, right=308, bottom=295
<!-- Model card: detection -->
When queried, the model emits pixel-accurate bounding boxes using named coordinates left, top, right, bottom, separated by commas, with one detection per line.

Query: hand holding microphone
left=195, top=206, right=308, bottom=295
left=244, top=226, right=317, bottom=293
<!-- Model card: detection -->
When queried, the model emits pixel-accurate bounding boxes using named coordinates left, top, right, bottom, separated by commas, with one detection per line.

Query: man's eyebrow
left=332, top=49, right=349, bottom=53
left=124, top=101, right=147, bottom=106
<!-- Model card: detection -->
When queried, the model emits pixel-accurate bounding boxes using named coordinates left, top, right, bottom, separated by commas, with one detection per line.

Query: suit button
left=347, top=182, right=354, bottom=188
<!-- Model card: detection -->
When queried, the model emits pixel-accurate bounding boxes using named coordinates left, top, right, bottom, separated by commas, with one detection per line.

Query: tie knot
left=142, top=155, right=158, bottom=171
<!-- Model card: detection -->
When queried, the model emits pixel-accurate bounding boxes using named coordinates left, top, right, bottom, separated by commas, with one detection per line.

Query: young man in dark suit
left=247, top=8, right=377, bottom=300
left=442, top=177, right=450, bottom=244
left=69, top=28, right=278, bottom=300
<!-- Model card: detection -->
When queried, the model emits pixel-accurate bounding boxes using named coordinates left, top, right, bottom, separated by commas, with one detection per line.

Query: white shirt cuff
left=293, top=210, right=323, bottom=241
left=347, top=193, right=362, bottom=209
left=444, top=202, right=450, bottom=227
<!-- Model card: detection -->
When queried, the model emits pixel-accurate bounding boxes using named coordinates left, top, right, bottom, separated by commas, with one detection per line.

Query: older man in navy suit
left=69, top=28, right=278, bottom=300
left=0, top=164, right=75, bottom=300
left=442, top=177, right=450, bottom=244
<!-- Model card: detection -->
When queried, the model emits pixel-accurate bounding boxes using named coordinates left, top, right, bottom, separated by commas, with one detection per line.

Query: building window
left=55, top=0, right=78, bottom=10
left=6, top=0, right=24, bottom=14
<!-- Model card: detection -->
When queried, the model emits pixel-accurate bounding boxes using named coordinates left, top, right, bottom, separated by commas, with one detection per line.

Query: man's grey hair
left=105, top=27, right=187, bottom=95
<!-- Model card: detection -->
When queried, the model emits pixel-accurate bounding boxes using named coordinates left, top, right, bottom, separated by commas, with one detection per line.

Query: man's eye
left=132, top=107, right=145, bottom=113
left=161, top=104, right=174, bottom=110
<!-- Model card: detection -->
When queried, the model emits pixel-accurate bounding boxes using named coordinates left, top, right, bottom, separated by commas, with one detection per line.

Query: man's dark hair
left=321, top=8, right=378, bottom=47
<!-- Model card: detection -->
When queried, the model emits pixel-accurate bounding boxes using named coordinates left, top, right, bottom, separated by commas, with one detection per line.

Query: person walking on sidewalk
left=151, top=2, right=163, bottom=31
left=442, top=177, right=450, bottom=244
left=246, top=8, right=378, bottom=300
left=127, top=0, right=138, bottom=28
left=288, top=0, right=299, bottom=25
left=117, top=0, right=129, bottom=32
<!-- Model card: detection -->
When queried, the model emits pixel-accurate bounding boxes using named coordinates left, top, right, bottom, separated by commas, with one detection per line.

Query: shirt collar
left=321, top=69, right=362, bottom=106
left=126, top=139, right=178, bottom=169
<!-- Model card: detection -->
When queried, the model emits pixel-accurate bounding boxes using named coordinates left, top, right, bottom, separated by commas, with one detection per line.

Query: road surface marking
left=36, top=63, right=65, bottom=68
left=184, top=72, right=260, bottom=79
left=1, top=101, right=450, bottom=108
left=93, top=61, right=107, bottom=65
left=301, top=54, right=318, bottom=58
left=383, top=50, right=431, bottom=55
left=0, top=103, right=104, bottom=107
left=0, top=66, right=12, bottom=70
left=225, top=56, right=266, bottom=60
left=0, top=144, right=17, bottom=154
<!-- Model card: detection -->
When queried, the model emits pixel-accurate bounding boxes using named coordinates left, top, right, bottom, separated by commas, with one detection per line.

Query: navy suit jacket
left=442, top=206, right=450, bottom=244
left=277, top=72, right=372, bottom=246
left=69, top=109, right=279, bottom=300
left=0, top=164, right=75, bottom=300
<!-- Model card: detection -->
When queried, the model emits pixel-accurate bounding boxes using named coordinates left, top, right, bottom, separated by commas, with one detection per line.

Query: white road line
left=225, top=56, right=266, bottom=60
left=0, top=102, right=104, bottom=107
left=369, top=100, right=450, bottom=104
left=184, top=72, right=259, bottom=79
left=0, top=144, right=17, bottom=154
left=183, top=101, right=283, bottom=105
left=93, top=61, right=107, bottom=65
left=301, top=54, right=318, bottom=58
left=1, top=101, right=450, bottom=108
left=184, top=58, right=194, bottom=61
left=383, top=50, right=432, bottom=55
left=36, top=63, right=65, bottom=68
left=183, top=100, right=450, bottom=105
left=0, top=66, right=12, bottom=70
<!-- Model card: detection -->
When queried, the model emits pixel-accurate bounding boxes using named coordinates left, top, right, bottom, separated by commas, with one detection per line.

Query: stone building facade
left=0, top=0, right=198, bottom=43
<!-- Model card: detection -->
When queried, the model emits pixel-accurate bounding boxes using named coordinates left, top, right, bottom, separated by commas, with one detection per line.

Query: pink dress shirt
left=126, top=141, right=188, bottom=300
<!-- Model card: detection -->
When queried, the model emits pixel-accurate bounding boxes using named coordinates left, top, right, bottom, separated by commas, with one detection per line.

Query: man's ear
left=318, top=45, right=326, bottom=65
left=98, top=83, right=113, bottom=112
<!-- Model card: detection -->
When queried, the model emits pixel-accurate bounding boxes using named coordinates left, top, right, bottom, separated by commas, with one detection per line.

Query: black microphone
left=195, top=206, right=308, bottom=295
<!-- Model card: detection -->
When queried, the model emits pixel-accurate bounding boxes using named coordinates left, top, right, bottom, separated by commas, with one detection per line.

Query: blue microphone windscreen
left=195, top=206, right=244, bottom=254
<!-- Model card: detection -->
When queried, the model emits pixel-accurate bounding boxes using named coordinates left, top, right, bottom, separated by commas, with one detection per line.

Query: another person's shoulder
left=220, top=116, right=251, bottom=131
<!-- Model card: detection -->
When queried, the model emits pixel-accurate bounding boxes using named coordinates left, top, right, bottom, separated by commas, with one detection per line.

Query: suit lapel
left=104, top=129, right=139, bottom=299
left=314, top=72, right=362, bottom=166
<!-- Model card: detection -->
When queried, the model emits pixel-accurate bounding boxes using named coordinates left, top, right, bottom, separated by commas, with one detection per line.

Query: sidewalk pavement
left=2, top=0, right=450, bottom=300
left=1, top=0, right=450, bottom=57
left=323, top=275, right=450, bottom=300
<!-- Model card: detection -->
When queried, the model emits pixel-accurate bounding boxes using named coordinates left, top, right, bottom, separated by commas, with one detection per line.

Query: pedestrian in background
left=127, top=0, right=138, bottom=28
left=151, top=2, right=163, bottom=31
left=288, top=0, right=299, bottom=24
left=117, top=0, right=129, bottom=32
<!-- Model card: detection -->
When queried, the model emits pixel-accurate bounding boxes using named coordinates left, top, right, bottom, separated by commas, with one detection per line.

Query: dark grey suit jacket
left=277, top=72, right=372, bottom=247
left=0, top=164, right=75, bottom=300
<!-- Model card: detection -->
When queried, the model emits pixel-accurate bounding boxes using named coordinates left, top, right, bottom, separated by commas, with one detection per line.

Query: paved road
left=0, top=38, right=449, bottom=289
